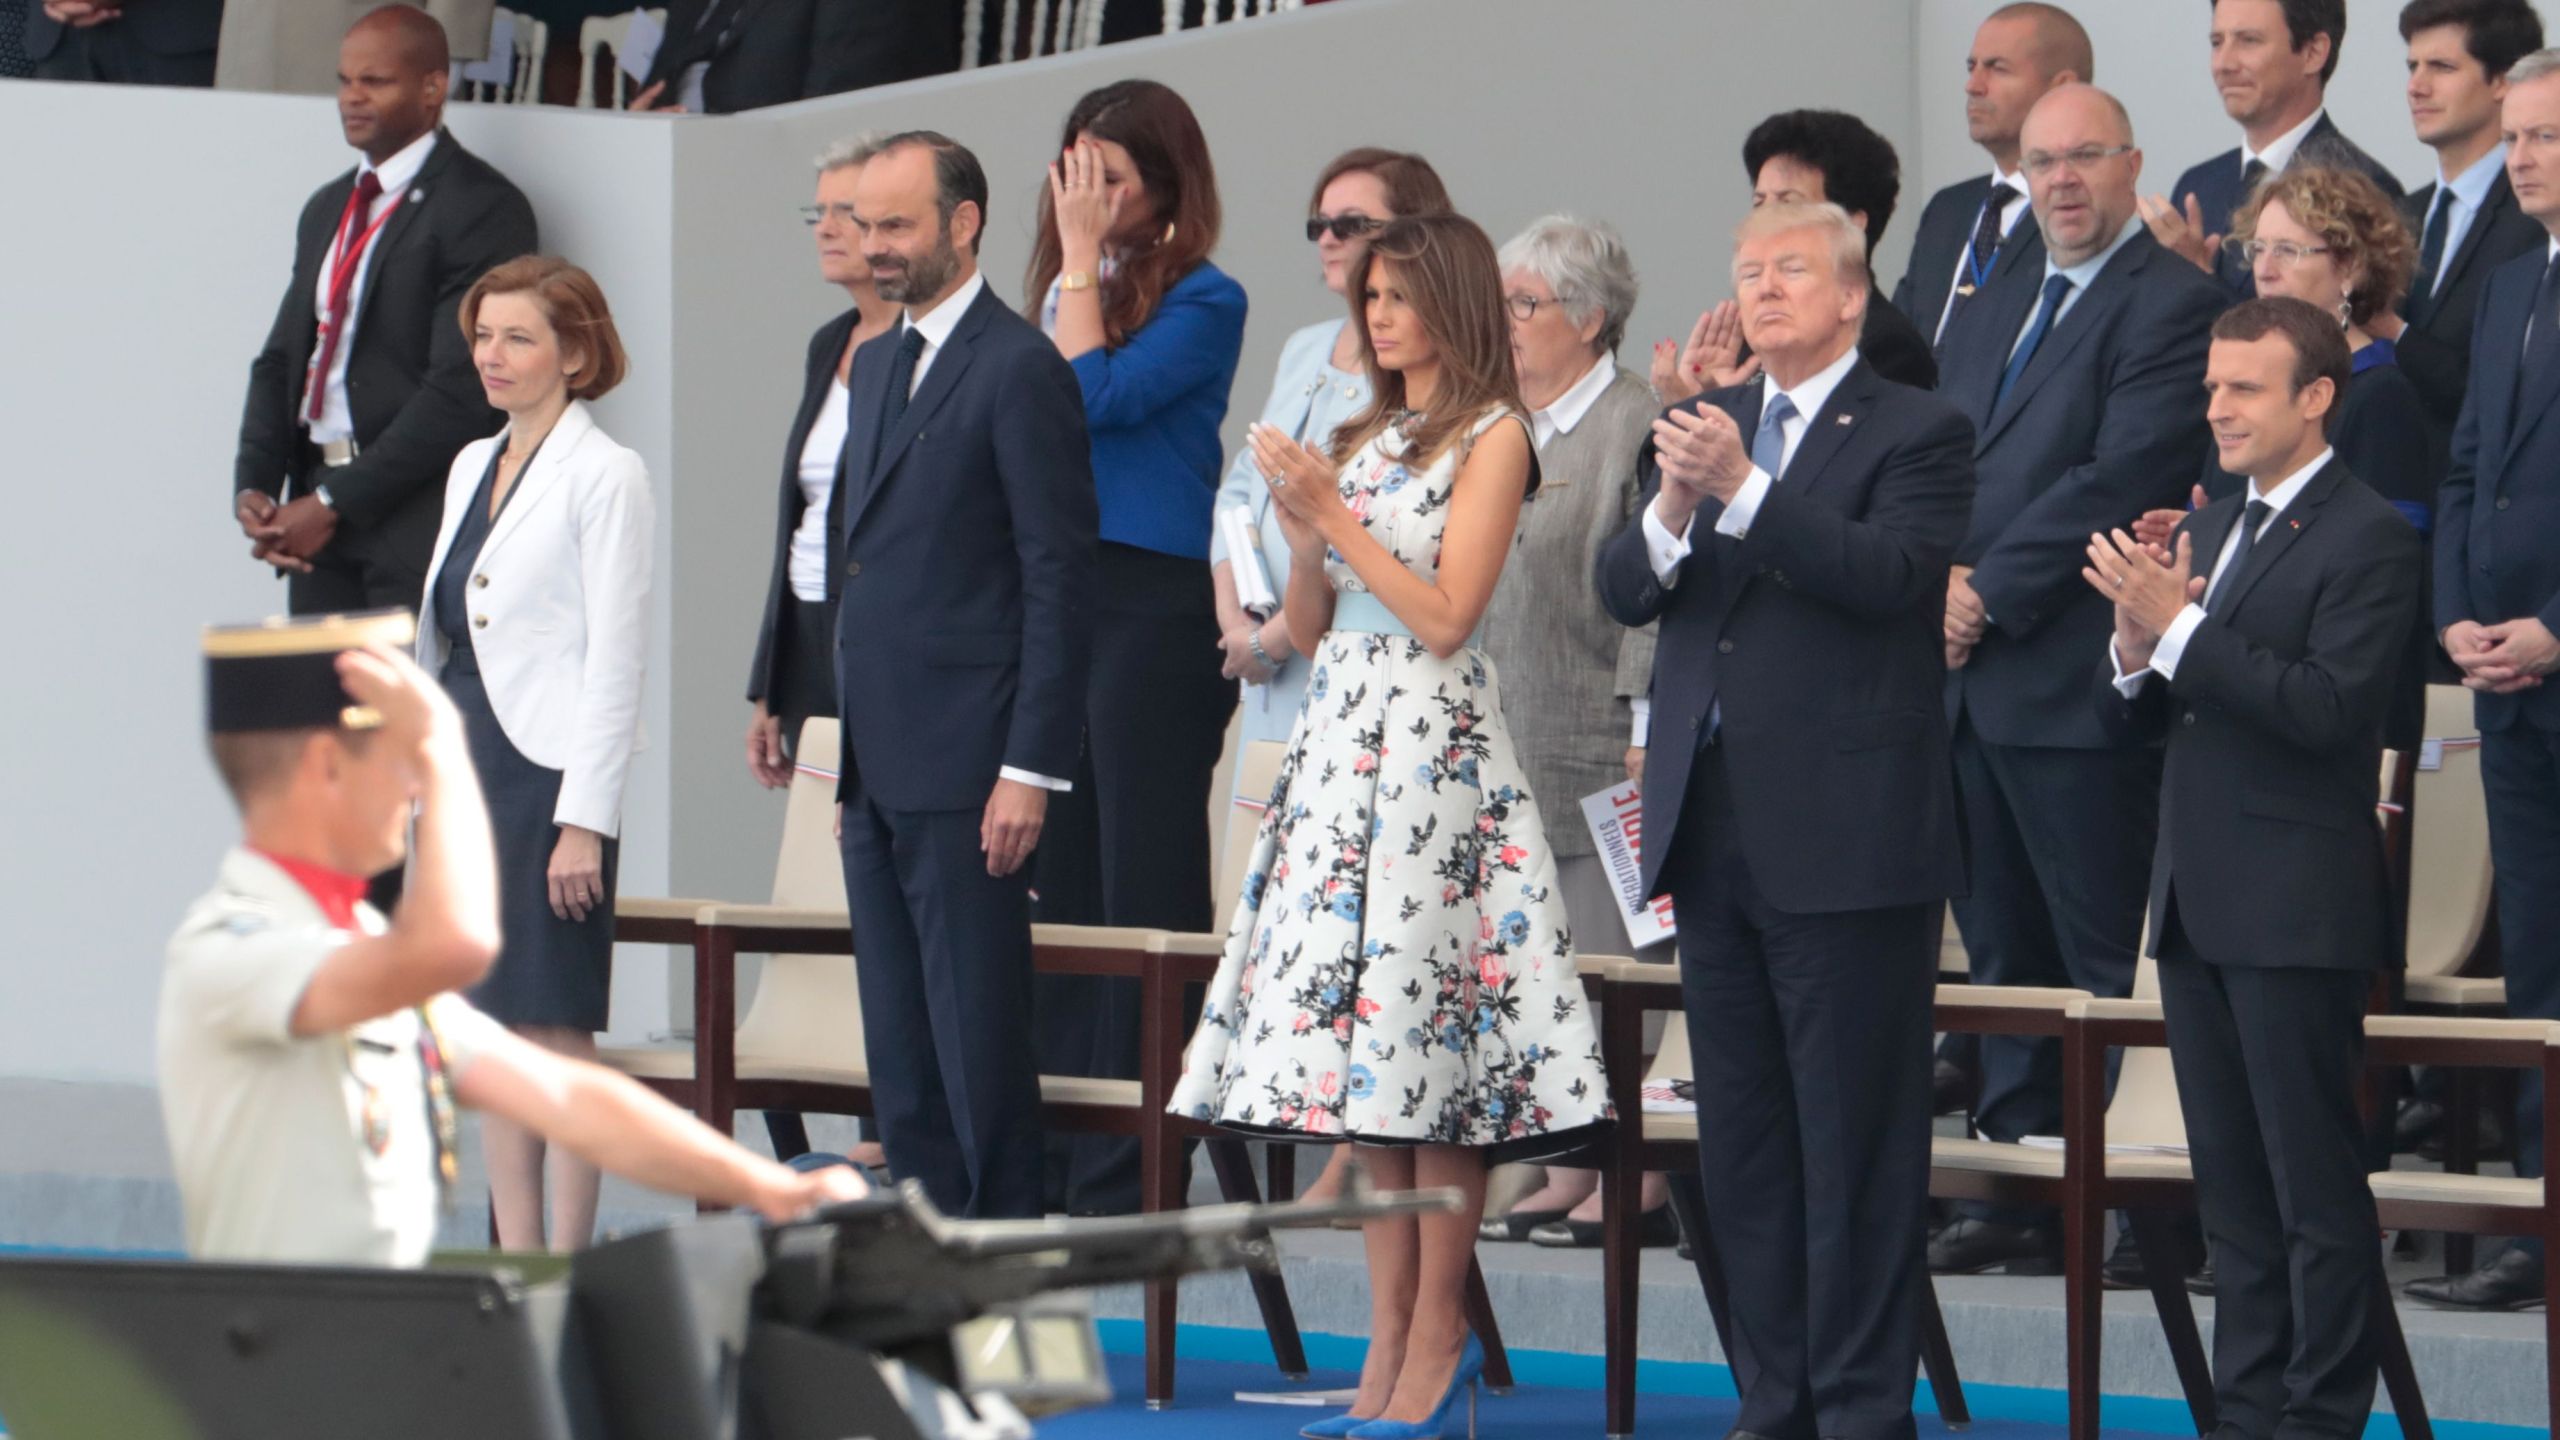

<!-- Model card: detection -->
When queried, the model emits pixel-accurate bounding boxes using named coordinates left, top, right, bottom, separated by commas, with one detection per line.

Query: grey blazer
left=218, top=0, right=494, bottom=94
left=1478, top=367, right=1660, bottom=857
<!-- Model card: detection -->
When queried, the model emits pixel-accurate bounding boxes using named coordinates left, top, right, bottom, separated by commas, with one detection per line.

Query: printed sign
left=1579, top=783, right=1676, bottom=949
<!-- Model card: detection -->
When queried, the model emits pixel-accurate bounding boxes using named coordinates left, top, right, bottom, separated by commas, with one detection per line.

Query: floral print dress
left=1168, top=409, right=1612, bottom=1157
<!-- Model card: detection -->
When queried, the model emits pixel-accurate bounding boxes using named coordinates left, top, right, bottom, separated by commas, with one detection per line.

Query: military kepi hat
left=203, top=610, right=418, bottom=734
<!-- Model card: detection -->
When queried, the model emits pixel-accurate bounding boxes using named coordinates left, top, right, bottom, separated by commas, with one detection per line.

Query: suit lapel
left=1980, top=241, right=2142, bottom=445
left=1775, top=363, right=1870, bottom=498
left=1947, top=262, right=2040, bottom=435
left=838, top=322, right=895, bottom=543
left=350, top=132, right=455, bottom=339
left=2210, top=462, right=2341, bottom=621
left=846, top=286, right=994, bottom=538
left=480, top=403, right=594, bottom=563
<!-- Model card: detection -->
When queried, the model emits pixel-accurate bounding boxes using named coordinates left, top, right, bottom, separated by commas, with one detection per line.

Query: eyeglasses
left=800, top=203, right=859, bottom=228
left=1505, top=294, right=1554, bottom=321
left=2230, top=239, right=2334, bottom=266
left=2018, top=144, right=2135, bottom=179
left=1306, top=212, right=1383, bottom=243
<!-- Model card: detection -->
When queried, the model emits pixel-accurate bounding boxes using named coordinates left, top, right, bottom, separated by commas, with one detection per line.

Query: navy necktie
left=1995, top=274, right=2075, bottom=412
left=1751, top=393, right=1797, bottom=482
left=2519, top=252, right=2560, bottom=407
left=1943, top=183, right=2020, bottom=339
left=2240, top=156, right=2270, bottom=196
left=2411, top=187, right=2454, bottom=321
left=2204, top=500, right=2272, bottom=614
left=869, top=324, right=927, bottom=477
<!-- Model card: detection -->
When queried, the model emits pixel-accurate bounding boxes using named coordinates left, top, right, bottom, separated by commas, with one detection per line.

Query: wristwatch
left=1247, top=628, right=1277, bottom=670
left=313, top=482, right=338, bottom=510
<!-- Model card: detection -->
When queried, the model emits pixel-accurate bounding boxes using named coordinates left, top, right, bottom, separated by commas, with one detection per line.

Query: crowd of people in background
left=65, top=0, right=2560, bottom=1436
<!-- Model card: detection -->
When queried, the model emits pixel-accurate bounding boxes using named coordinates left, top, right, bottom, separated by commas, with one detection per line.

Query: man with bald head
left=1896, top=3, right=2093, bottom=346
left=234, top=4, right=535, bottom=627
left=1930, top=84, right=2226, bottom=1277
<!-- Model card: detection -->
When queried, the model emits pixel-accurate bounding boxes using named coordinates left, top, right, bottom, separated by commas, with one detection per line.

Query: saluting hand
left=2136, top=194, right=2221, bottom=274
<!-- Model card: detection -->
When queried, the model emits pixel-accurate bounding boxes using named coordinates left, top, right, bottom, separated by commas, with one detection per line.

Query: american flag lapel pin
left=2289, top=518, right=2302, bottom=529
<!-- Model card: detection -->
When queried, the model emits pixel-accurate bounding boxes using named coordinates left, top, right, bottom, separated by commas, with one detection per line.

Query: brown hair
left=1024, top=80, right=1221, bottom=348
left=2230, top=165, right=2416, bottom=326
left=458, top=256, right=629, bottom=401
left=2212, top=295, right=2354, bottom=432
left=209, top=727, right=370, bottom=808
left=1305, top=146, right=1454, bottom=222
left=1327, top=214, right=1525, bottom=468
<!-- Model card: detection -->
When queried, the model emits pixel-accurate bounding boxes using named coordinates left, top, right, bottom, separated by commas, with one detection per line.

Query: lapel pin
left=1835, top=414, right=1853, bottom=426
left=409, top=187, right=426, bottom=202
left=2289, top=518, right=2301, bottom=529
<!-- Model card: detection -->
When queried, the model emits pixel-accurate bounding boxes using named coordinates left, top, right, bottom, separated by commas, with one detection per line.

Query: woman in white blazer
left=417, top=257, right=652, bottom=1253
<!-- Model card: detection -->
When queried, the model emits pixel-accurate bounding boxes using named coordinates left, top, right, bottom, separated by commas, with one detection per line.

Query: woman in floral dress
left=1169, top=213, right=1610, bottom=1439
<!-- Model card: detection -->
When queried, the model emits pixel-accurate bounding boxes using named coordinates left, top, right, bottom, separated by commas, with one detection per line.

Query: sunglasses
left=1306, top=213, right=1383, bottom=243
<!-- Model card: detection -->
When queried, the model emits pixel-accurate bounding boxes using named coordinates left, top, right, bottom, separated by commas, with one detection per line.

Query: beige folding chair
left=575, top=8, right=665, bottom=109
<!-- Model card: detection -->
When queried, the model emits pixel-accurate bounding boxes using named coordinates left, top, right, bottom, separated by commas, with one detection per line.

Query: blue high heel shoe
left=1343, top=1335, right=1485, bottom=1440
left=1299, top=1414, right=1368, bottom=1439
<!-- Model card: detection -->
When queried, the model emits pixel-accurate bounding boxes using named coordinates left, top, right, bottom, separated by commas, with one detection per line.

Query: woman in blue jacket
left=1027, top=78, right=1248, bottom=1214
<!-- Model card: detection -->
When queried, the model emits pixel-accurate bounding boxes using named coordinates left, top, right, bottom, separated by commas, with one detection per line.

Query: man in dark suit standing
left=2088, top=297, right=2418, bottom=1440
left=23, top=0, right=221, bottom=84
left=232, top=3, right=536, bottom=620
left=2147, top=0, right=2406, bottom=295
left=1896, top=3, right=2089, bottom=349
left=1598, top=200, right=1973, bottom=1440
left=1930, top=84, right=2226, bottom=1275
left=2408, top=45, right=2560, bottom=1310
left=628, top=0, right=956, bottom=114
left=834, top=132, right=1096, bottom=1221
left=2374, top=0, right=2548, bottom=484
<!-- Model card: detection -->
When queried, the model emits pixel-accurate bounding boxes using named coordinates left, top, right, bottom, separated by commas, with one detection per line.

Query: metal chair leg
left=1206, top=1138, right=1309, bottom=1378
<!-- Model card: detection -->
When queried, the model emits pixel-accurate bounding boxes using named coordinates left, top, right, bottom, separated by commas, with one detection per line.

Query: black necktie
left=1943, top=182, right=2021, bottom=339
left=2204, top=500, right=2272, bottom=614
left=2240, top=156, right=2270, bottom=195
left=869, top=324, right=927, bottom=477
left=2412, top=187, right=2455, bottom=321
left=2520, top=253, right=2560, bottom=408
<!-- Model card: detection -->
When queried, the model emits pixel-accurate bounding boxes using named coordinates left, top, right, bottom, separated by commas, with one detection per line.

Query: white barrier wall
left=1913, top=1, right=2437, bottom=218
left=0, top=0, right=1918, bottom=1088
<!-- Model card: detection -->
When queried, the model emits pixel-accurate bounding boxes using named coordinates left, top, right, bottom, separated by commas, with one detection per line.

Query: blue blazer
left=1069, top=261, right=1248, bottom=559
left=2436, top=245, right=2560, bottom=734
left=2170, top=114, right=2405, bottom=295
left=1596, top=360, right=1975, bottom=914
left=834, top=283, right=1100, bottom=812
left=1935, top=227, right=2226, bottom=749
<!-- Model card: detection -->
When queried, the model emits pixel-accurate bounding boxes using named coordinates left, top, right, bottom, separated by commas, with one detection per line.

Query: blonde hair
left=2231, top=166, right=2417, bottom=325
left=1733, top=201, right=1870, bottom=292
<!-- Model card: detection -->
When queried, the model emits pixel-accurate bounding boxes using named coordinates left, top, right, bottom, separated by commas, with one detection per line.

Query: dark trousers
left=1671, top=747, right=1935, bottom=1440
left=838, top=772, right=1046, bottom=1220
left=2482, top=724, right=2560, bottom=1259
left=31, top=21, right=213, bottom=83
left=288, top=499, right=428, bottom=915
left=2156, top=921, right=2379, bottom=1440
left=1030, top=543, right=1234, bottom=1214
left=1949, top=723, right=2156, bottom=1225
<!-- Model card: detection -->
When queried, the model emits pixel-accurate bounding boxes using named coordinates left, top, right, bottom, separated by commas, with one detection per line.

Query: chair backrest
left=575, top=10, right=655, bottom=110
left=1214, top=737, right=1285, bottom=933
left=731, top=719, right=865, bottom=1067
left=2104, top=942, right=2190, bottom=1149
left=2406, top=684, right=2492, bottom=977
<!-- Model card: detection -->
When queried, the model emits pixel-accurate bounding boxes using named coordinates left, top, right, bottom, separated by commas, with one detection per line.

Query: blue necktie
left=1995, top=274, right=2075, bottom=412
left=1751, top=393, right=1797, bottom=481
left=2204, top=500, right=2272, bottom=614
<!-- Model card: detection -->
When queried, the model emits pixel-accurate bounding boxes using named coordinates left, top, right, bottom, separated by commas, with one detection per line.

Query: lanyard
left=1961, top=193, right=2006, bottom=294
left=323, top=181, right=404, bottom=324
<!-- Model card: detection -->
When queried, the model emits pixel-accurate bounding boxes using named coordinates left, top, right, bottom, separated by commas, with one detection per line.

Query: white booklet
left=1221, top=505, right=1278, bottom=618
left=1579, top=783, right=1677, bottom=949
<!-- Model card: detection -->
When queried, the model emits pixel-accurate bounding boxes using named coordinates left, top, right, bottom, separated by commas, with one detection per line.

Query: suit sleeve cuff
left=999, top=767, right=1073, bottom=792
left=1641, top=502, right=1694, bottom=585
left=2149, top=604, right=2207, bottom=679
left=1712, top=466, right=1775, bottom=539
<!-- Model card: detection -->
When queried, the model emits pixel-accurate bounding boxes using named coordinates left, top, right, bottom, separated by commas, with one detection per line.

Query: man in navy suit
left=1930, top=84, right=2227, bottom=1276
left=2374, top=0, right=2549, bottom=488
left=2090, top=296, right=2419, bottom=1440
left=1598, top=201, right=1973, bottom=1440
left=1895, top=3, right=2089, bottom=348
left=2408, top=46, right=2560, bottom=1311
left=2146, top=0, right=2406, bottom=295
left=834, top=132, right=1098, bottom=1221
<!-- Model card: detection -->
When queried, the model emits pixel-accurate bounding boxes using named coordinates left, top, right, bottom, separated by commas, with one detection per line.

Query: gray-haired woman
left=1476, top=214, right=1677, bottom=1249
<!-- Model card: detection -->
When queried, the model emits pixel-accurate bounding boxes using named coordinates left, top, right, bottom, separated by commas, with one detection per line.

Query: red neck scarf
left=253, top=849, right=370, bottom=931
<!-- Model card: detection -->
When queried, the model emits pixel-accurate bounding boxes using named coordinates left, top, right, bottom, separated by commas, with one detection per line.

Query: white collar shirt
left=2243, top=106, right=2327, bottom=178
left=307, top=129, right=439, bottom=444
left=901, top=268, right=987, bottom=395
left=1530, top=351, right=1618, bottom=449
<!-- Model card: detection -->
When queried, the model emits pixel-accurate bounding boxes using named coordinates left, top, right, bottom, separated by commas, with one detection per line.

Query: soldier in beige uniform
left=166, top=611, right=864, bottom=1265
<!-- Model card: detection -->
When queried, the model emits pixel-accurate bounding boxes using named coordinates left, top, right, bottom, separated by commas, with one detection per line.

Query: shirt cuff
left=999, top=767, right=1072, bottom=792
left=2150, top=604, right=2207, bottom=680
left=1642, top=502, right=1694, bottom=585
left=2108, top=637, right=2155, bottom=698
left=1712, top=466, right=1775, bottom=539
left=1630, top=696, right=1651, bottom=748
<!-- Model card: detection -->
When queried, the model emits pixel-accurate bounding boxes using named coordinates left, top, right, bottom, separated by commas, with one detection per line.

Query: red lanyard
left=323, top=181, right=402, bottom=320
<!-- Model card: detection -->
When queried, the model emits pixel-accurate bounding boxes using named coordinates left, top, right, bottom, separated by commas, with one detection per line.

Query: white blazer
left=417, top=401, right=653, bottom=838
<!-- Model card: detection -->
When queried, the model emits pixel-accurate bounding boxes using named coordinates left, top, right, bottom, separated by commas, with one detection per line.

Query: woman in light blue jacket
left=1206, top=146, right=1449, bottom=1207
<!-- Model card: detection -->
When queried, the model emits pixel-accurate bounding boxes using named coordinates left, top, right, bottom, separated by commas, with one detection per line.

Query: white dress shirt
left=1932, top=165, right=2032, bottom=342
left=308, top=129, right=437, bottom=445
left=1530, top=351, right=1617, bottom=449
left=788, top=377, right=851, bottom=602
left=892, top=268, right=1068, bottom=793
left=2243, top=106, right=2328, bottom=178
left=1639, top=341, right=1861, bottom=581
left=2419, top=143, right=2509, bottom=299
left=2112, top=447, right=2332, bottom=693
